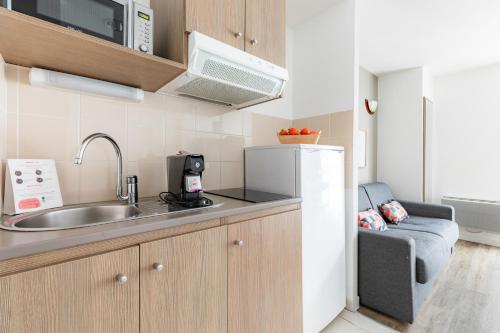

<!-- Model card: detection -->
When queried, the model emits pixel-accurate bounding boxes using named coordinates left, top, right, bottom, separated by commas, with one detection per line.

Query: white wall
left=377, top=67, right=424, bottom=201
left=434, top=63, right=500, bottom=202
left=292, top=0, right=356, bottom=118
left=358, top=67, right=377, bottom=184
left=247, top=27, right=294, bottom=120
left=423, top=67, right=434, bottom=101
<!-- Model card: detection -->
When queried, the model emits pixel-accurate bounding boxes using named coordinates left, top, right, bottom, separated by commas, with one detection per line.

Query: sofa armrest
left=358, top=229, right=417, bottom=322
left=398, top=200, right=455, bottom=221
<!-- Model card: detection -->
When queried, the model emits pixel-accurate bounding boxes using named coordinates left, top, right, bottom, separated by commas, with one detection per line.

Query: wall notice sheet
left=4, top=159, right=63, bottom=215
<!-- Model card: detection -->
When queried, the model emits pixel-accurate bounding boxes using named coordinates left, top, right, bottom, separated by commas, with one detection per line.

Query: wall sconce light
left=364, top=99, right=378, bottom=115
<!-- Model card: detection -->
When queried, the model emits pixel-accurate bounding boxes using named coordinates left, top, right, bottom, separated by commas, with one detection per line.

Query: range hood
left=159, top=31, right=289, bottom=109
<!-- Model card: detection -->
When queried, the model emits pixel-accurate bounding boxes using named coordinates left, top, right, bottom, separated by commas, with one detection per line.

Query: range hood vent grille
left=177, top=77, right=267, bottom=105
left=201, top=59, right=277, bottom=94
left=160, top=32, right=289, bottom=109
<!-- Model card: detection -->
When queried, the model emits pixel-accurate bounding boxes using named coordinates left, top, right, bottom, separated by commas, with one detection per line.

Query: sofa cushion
left=358, top=186, right=374, bottom=212
left=358, top=209, right=388, bottom=231
left=362, top=182, right=395, bottom=209
left=379, top=200, right=409, bottom=224
left=388, top=216, right=459, bottom=248
left=385, top=229, right=450, bottom=283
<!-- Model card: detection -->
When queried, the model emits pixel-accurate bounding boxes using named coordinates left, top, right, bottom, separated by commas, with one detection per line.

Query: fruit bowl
left=277, top=131, right=322, bottom=144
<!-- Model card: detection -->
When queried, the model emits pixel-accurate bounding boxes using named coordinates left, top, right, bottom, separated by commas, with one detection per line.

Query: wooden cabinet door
left=186, top=0, right=246, bottom=49
left=0, top=247, right=139, bottom=333
left=245, top=0, right=286, bottom=66
left=228, top=210, right=302, bottom=333
left=140, top=226, right=227, bottom=333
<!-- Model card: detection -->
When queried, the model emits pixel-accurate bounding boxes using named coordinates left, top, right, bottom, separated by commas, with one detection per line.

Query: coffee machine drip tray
left=205, top=188, right=293, bottom=203
left=159, top=192, right=213, bottom=208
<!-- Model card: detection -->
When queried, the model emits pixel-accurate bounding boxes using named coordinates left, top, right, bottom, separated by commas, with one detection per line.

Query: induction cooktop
left=205, top=188, right=293, bottom=203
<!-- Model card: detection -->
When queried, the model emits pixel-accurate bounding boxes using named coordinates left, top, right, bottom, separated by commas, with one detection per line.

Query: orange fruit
left=300, top=128, right=310, bottom=135
left=279, top=129, right=289, bottom=136
left=288, top=128, right=299, bottom=135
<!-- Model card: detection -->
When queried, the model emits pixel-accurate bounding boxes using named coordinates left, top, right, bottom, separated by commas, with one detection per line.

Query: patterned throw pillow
left=379, top=200, right=409, bottom=224
left=358, top=209, right=388, bottom=231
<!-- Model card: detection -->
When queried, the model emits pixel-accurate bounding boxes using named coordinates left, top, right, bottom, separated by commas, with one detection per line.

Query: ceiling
left=359, top=0, right=500, bottom=76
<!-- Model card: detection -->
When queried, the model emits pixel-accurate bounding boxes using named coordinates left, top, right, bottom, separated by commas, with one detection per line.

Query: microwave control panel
left=132, top=2, right=153, bottom=55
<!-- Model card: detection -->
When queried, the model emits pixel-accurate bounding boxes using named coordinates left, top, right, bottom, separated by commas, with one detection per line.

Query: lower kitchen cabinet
left=0, top=208, right=302, bottom=333
left=228, top=210, right=302, bottom=333
left=140, top=226, right=228, bottom=333
left=0, top=247, right=139, bottom=333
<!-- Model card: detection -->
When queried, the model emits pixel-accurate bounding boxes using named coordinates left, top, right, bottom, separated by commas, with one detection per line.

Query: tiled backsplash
left=293, top=111, right=353, bottom=187
left=1, top=64, right=291, bottom=206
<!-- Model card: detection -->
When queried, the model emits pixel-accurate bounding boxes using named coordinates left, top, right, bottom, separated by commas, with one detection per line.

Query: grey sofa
left=358, top=182, right=459, bottom=323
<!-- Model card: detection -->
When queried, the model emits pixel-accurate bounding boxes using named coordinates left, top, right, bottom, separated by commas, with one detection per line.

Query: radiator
left=442, top=196, right=500, bottom=233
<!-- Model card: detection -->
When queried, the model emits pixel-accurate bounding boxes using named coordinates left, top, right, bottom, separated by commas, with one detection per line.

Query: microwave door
left=10, top=0, right=127, bottom=46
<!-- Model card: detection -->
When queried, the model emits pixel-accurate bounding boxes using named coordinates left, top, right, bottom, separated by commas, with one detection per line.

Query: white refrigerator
left=245, top=144, right=346, bottom=333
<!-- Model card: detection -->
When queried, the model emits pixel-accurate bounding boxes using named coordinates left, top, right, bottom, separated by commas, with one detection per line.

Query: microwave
left=5, top=0, right=153, bottom=54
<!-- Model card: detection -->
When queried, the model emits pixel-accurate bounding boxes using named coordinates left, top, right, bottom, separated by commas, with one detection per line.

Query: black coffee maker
left=164, top=152, right=213, bottom=208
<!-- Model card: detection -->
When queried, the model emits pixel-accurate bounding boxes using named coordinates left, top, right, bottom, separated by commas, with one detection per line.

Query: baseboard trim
left=459, top=226, right=500, bottom=247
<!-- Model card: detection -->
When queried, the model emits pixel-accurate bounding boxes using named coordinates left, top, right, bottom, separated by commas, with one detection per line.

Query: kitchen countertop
left=0, top=194, right=301, bottom=262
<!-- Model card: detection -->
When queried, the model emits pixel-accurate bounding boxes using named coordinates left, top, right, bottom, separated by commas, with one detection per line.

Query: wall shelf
left=0, top=8, right=186, bottom=92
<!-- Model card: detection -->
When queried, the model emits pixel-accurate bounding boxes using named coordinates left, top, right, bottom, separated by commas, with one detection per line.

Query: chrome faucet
left=74, top=133, right=138, bottom=205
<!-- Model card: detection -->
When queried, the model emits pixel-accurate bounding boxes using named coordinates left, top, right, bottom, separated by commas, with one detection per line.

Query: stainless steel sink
left=1, top=205, right=141, bottom=231
left=0, top=198, right=224, bottom=232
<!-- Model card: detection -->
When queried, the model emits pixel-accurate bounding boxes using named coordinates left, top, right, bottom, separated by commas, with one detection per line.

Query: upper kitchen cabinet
left=245, top=0, right=286, bottom=67
left=151, top=0, right=286, bottom=67
left=186, top=0, right=246, bottom=49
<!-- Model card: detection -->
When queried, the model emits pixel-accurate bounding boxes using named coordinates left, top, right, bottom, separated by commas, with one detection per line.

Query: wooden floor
left=359, top=240, right=500, bottom=333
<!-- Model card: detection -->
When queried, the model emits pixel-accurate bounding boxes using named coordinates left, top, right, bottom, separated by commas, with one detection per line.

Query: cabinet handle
left=153, top=262, right=164, bottom=272
left=234, top=32, right=243, bottom=38
left=234, top=240, right=244, bottom=247
left=115, top=274, right=128, bottom=285
left=250, top=39, right=258, bottom=45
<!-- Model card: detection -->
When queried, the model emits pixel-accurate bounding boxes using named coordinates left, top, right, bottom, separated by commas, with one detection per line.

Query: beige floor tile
left=322, top=317, right=368, bottom=333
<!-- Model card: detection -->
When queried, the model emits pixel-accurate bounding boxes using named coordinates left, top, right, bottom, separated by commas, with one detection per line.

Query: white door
left=299, top=148, right=346, bottom=333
